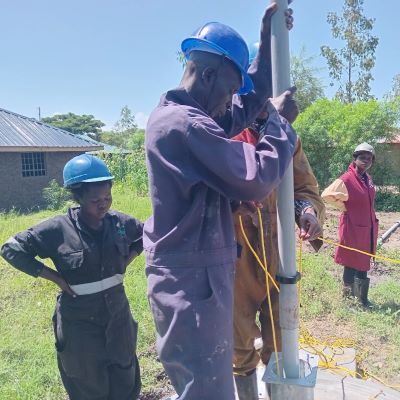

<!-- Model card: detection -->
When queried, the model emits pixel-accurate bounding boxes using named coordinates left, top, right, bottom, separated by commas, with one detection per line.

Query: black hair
left=68, top=180, right=113, bottom=203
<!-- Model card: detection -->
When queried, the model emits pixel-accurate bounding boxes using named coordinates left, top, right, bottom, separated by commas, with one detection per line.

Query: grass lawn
left=0, top=186, right=163, bottom=400
left=0, top=186, right=399, bottom=399
left=299, top=250, right=400, bottom=386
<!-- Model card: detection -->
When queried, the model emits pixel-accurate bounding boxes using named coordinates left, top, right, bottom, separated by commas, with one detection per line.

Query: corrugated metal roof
left=0, top=108, right=103, bottom=151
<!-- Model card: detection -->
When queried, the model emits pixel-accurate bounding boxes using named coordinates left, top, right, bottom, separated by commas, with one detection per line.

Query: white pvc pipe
left=271, top=0, right=300, bottom=379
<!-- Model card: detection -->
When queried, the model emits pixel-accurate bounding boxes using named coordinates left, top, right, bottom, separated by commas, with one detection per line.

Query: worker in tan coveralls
left=231, top=87, right=326, bottom=398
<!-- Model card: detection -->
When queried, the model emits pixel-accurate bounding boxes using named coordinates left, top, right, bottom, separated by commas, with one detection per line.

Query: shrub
left=42, top=180, right=70, bottom=210
left=375, top=189, right=400, bottom=212
left=98, top=148, right=148, bottom=196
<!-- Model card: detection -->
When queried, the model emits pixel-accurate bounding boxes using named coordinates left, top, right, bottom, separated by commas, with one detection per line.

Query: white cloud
left=135, top=111, right=149, bottom=129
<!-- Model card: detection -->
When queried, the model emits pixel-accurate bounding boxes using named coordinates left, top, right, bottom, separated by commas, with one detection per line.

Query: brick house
left=0, top=108, right=103, bottom=211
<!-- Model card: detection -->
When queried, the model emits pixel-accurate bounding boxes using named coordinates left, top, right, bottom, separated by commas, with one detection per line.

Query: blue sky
left=0, top=0, right=398, bottom=129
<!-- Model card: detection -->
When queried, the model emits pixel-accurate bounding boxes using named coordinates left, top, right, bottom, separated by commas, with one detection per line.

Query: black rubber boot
left=353, top=277, right=373, bottom=307
left=234, top=370, right=258, bottom=400
left=342, top=283, right=354, bottom=298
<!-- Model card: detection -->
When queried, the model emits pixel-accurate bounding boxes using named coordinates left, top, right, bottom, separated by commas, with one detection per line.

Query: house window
left=21, top=153, right=46, bottom=177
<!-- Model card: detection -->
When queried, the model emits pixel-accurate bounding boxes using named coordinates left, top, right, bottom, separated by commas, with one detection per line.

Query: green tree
left=99, top=131, right=127, bottom=148
left=113, top=105, right=137, bottom=135
left=42, top=113, right=105, bottom=140
left=294, top=98, right=400, bottom=189
left=385, top=73, right=400, bottom=100
left=126, top=129, right=145, bottom=150
left=99, top=106, right=141, bottom=149
left=321, top=0, right=379, bottom=103
left=290, top=48, right=325, bottom=112
left=177, top=51, right=187, bottom=68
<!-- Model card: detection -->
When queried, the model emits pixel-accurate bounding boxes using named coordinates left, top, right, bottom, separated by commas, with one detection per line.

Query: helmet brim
left=80, top=176, right=114, bottom=183
left=64, top=175, right=114, bottom=188
left=181, top=38, right=254, bottom=95
left=353, top=151, right=375, bottom=159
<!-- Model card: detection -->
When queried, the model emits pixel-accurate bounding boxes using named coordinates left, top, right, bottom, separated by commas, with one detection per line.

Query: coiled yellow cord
left=238, top=209, right=400, bottom=390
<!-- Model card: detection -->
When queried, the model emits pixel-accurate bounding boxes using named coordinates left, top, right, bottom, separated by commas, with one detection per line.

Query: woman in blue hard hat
left=322, top=143, right=378, bottom=307
left=1, top=154, right=143, bottom=400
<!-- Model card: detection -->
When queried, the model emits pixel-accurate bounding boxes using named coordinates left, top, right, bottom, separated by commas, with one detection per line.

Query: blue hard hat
left=63, top=154, right=114, bottom=187
left=248, top=41, right=260, bottom=65
left=181, top=22, right=254, bottom=95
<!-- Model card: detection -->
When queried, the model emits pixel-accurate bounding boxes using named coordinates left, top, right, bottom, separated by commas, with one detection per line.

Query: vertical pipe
left=270, top=0, right=300, bottom=379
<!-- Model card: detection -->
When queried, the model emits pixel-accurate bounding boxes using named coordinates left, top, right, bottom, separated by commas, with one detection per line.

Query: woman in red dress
left=322, top=143, right=378, bottom=306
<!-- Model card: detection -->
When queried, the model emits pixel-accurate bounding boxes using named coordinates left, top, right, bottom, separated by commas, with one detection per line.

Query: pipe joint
left=276, top=272, right=301, bottom=285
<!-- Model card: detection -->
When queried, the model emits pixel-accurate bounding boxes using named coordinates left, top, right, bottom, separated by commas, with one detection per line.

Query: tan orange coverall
left=232, top=136, right=325, bottom=375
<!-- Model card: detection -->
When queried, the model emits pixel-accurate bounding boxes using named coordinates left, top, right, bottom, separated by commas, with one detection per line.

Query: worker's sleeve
left=294, top=199, right=314, bottom=220
left=0, top=227, right=51, bottom=278
left=218, top=43, right=272, bottom=137
left=125, top=217, right=144, bottom=257
left=221, top=94, right=266, bottom=137
left=293, top=138, right=326, bottom=226
left=321, top=179, right=348, bottom=211
left=187, top=103, right=297, bottom=202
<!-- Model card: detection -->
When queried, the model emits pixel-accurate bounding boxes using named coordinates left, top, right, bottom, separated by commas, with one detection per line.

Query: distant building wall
left=375, top=143, right=400, bottom=186
left=0, top=151, right=84, bottom=211
left=383, top=143, right=400, bottom=175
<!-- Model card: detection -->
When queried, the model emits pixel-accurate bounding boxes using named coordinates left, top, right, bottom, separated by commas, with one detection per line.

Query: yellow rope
left=257, top=208, right=281, bottom=377
left=239, top=210, right=400, bottom=391
left=238, top=216, right=280, bottom=292
left=319, top=237, right=400, bottom=264
left=299, top=242, right=400, bottom=389
left=299, top=323, right=400, bottom=389
left=298, top=238, right=303, bottom=307
left=298, top=237, right=400, bottom=389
